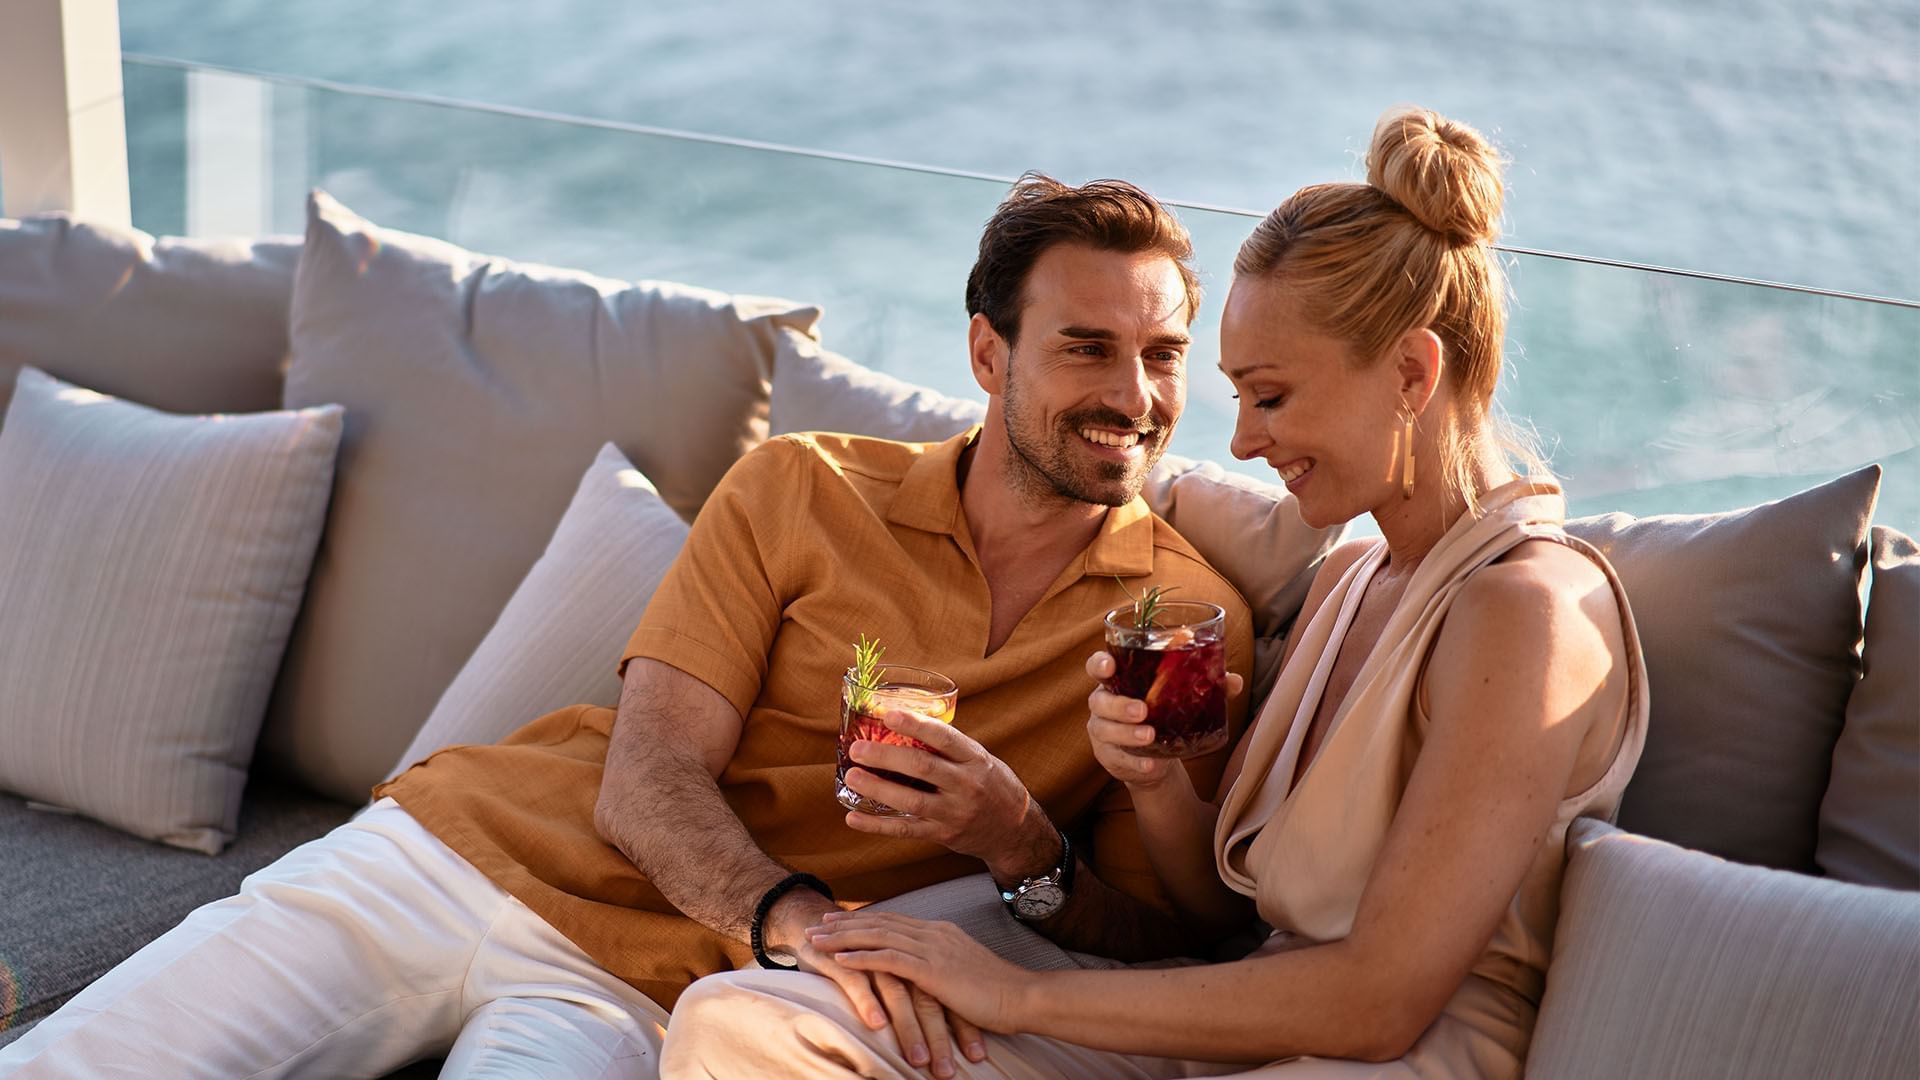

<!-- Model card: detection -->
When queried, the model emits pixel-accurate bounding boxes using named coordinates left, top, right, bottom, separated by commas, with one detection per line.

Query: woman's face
left=1219, top=276, right=1408, bottom=529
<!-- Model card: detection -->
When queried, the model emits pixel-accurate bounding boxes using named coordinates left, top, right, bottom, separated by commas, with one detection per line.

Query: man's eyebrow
left=1054, top=325, right=1116, bottom=340
left=1053, top=326, right=1192, bottom=348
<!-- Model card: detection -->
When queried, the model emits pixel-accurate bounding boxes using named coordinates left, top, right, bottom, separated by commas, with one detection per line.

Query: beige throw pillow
left=266, top=192, right=821, bottom=801
left=0, top=368, right=342, bottom=853
left=1564, top=465, right=1879, bottom=873
left=388, top=444, right=689, bottom=778
left=768, top=335, right=1341, bottom=648
left=0, top=215, right=298, bottom=426
left=1528, top=819, right=1920, bottom=1079
left=1818, top=525, right=1920, bottom=889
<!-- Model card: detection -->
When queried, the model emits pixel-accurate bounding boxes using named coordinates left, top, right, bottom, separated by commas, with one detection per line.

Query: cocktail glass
left=835, top=665, right=959, bottom=816
left=1102, top=600, right=1229, bottom=758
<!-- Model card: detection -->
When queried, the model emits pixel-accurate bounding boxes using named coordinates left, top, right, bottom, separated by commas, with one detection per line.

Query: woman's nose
left=1229, top=407, right=1268, bottom=461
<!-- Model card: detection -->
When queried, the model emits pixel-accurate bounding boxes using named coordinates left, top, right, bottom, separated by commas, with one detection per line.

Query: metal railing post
left=0, top=0, right=131, bottom=224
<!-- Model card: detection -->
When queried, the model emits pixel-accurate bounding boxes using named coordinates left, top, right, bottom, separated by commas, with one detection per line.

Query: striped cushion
left=386, top=444, right=689, bottom=778
left=1529, top=819, right=1920, bottom=1078
left=0, top=368, right=342, bottom=853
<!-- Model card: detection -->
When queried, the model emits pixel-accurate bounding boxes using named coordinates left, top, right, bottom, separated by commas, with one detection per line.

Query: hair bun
left=1365, top=106, right=1505, bottom=246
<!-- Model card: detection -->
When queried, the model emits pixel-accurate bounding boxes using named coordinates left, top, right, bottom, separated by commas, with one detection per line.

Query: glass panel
left=122, top=59, right=1920, bottom=536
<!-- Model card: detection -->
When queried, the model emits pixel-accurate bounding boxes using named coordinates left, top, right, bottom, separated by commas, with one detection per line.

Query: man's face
left=988, top=244, right=1192, bottom=508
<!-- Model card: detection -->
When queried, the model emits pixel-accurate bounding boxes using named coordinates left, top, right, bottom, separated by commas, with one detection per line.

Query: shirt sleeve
left=619, top=437, right=813, bottom=717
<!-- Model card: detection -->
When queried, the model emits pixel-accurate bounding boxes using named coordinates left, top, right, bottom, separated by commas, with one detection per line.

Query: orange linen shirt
left=378, top=429, right=1253, bottom=1008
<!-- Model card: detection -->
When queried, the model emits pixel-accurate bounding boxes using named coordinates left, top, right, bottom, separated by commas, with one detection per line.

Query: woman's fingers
left=1227, top=672, right=1245, bottom=697
left=1088, top=716, right=1156, bottom=749
left=1085, top=650, right=1116, bottom=680
left=1087, top=687, right=1146, bottom=723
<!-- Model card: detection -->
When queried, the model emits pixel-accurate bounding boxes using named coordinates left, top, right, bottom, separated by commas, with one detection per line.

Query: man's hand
left=764, top=889, right=987, bottom=1076
left=840, top=708, right=1060, bottom=885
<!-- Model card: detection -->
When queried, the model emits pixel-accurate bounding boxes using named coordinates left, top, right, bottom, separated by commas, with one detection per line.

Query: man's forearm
left=595, top=736, right=788, bottom=942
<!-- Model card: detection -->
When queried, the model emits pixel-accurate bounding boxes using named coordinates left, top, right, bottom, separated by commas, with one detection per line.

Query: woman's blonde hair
left=1235, top=106, right=1543, bottom=506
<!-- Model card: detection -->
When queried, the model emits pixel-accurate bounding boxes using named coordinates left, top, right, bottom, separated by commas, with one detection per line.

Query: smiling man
left=2, top=175, right=1253, bottom=1080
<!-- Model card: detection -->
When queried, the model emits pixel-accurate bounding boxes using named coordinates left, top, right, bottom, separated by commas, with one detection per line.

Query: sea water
left=114, top=0, right=1919, bottom=530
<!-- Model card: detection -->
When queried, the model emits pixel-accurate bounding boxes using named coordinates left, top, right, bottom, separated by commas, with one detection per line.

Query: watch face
left=1013, top=882, right=1066, bottom=921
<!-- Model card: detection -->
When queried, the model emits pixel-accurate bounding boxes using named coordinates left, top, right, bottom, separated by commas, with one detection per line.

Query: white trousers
left=0, top=799, right=670, bottom=1079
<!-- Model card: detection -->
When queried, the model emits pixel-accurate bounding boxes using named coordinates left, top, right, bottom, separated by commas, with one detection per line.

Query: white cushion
left=1528, top=818, right=1920, bottom=1078
left=264, top=192, right=821, bottom=801
left=769, top=333, right=1340, bottom=649
left=0, top=368, right=341, bottom=853
left=388, top=444, right=689, bottom=777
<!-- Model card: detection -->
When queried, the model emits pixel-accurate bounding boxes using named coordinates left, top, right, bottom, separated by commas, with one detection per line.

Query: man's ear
left=969, top=313, right=1010, bottom=397
left=1394, top=327, right=1445, bottom=415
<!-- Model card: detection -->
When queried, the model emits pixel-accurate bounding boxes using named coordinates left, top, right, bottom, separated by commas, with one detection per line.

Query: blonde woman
left=662, top=107, right=1648, bottom=1078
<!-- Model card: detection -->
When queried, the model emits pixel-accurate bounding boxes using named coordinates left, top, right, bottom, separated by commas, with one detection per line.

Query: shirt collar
left=889, top=426, right=1156, bottom=577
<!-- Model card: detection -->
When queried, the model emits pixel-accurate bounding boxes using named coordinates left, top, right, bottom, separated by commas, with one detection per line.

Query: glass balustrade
left=121, top=57, right=1920, bottom=535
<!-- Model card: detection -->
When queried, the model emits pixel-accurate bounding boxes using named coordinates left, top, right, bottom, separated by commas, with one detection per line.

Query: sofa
left=1, top=193, right=1914, bottom=1078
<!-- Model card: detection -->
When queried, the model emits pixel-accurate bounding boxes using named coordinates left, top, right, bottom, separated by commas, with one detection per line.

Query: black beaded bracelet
left=750, top=871, right=835, bottom=970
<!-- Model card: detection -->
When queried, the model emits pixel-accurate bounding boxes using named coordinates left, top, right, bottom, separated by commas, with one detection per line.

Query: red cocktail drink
left=835, top=665, right=958, bottom=816
left=1103, top=600, right=1228, bottom=758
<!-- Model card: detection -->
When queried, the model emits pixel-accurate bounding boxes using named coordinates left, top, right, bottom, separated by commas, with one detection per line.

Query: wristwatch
left=999, top=826, right=1075, bottom=922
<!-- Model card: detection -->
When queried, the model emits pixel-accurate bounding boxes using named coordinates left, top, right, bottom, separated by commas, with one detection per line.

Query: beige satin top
left=1215, top=479, right=1648, bottom=1062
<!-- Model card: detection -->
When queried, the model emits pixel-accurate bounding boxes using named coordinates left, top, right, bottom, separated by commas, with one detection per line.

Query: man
left=2, top=175, right=1253, bottom=1079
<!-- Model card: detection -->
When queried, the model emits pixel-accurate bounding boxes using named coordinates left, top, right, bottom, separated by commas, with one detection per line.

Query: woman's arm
left=817, top=547, right=1622, bottom=1063
left=1081, top=538, right=1382, bottom=933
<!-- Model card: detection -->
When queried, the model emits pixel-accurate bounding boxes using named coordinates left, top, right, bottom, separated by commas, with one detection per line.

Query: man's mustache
left=1062, top=408, right=1165, bottom=438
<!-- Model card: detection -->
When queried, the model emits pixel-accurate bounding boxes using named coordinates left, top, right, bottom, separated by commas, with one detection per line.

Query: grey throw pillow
left=1530, top=819, right=1920, bottom=1078
left=1818, top=525, right=1920, bottom=888
left=264, top=192, right=822, bottom=802
left=388, top=445, right=690, bottom=778
left=1565, top=465, right=1879, bottom=872
left=0, top=368, right=342, bottom=853
left=0, top=215, right=298, bottom=425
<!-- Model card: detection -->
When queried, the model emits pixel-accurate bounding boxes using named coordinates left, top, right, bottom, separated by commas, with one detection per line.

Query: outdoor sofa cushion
left=0, top=787, right=357, bottom=1047
left=768, top=333, right=1341, bottom=660
left=1818, top=525, right=1920, bottom=888
left=1563, top=465, right=1879, bottom=873
left=263, top=192, right=822, bottom=802
left=1528, top=818, right=1920, bottom=1079
left=389, top=445, right=690, bottom=777
left=0, top=215, right=297, bottom=425
left=0, top=368, right=341, bottom=853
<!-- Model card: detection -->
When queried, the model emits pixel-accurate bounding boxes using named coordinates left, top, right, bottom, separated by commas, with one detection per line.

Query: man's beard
left=1001, top=367, right=1170, bottom=508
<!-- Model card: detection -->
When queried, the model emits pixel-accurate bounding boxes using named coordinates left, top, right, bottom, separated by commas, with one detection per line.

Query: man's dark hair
left=965, top=173, right=1201, bottom=347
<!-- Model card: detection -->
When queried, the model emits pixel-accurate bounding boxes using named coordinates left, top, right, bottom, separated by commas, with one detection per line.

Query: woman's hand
left=1085, top=651, right=1242, bottom=792
left=807, top=911, right=1032, bottom=1036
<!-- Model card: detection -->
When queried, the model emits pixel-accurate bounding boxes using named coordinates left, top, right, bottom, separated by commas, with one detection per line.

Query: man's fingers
left=874, top=971, right=929, bottom=1069
left=816, top=961, right=889, bottom=1029
left=1227, top=671, right=1245, bottom=697
left=842, top=767, right=935, bottom=816
left=880, top=709, right=979, bottom=763
left=843, top=808, right=942, bottom=840
left=950, top=1011, right=988, bottom=1063
left=847, top=741, right=957, bottom=792
left=913, top=985, right=956, bottom=1078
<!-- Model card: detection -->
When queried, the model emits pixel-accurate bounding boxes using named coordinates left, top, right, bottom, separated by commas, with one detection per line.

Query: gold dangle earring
left=1400, top=405, right=1417, bottom=500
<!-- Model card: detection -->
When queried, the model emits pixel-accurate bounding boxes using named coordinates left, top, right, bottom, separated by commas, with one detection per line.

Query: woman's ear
left=968, top=313, right=1010, bottom=397
left=1394, top=327, right=1444, bottom=414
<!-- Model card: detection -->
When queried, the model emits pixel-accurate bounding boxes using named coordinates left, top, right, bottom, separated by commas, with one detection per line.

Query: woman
left=664, top=106, right=1647, bottom=1077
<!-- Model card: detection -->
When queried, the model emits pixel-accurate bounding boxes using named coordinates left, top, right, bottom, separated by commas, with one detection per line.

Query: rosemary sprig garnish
left=847, top=635, right=886, bottom=714
left=1115, top=577, right=1180, bottom=629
